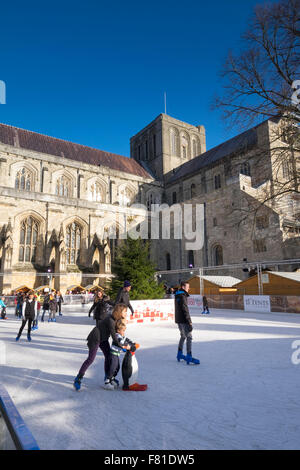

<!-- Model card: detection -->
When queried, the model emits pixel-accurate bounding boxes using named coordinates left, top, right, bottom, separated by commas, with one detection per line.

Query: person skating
left=175, top=281, right=199, bottom=365
left=0, top=296, right=7, bottom=319
left=32, top=293, right=41, bottom=330
left=115, top=280, right=134, bottom=317
left=73, top=303, right=128, bottom=391
left=88, top=290, right=114, bottom=327
left=48, top=291, right=57, bottom=322
left=201, top=296, right=210, bottom=314
left=16, top=292, right=37, bottom=342
left=41, top=292, right=50, bottom=322
left=56, top=291, right=64, bottom=316
left=15, top=292, right=24, bottom=318
left=103, top=319, right=136, bottom=390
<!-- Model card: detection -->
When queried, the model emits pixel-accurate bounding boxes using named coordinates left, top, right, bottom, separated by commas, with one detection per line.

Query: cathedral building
left=0, top=113, right=299, bottom=293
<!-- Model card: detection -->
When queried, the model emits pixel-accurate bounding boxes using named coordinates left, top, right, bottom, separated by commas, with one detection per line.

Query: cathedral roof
left=0, top=123, right=152, bottom=179
left=167, top=125, right=259, bottom=184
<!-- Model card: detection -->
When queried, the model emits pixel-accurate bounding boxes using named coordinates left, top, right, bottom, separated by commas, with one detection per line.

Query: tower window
left=214, top=174, right=221, bottom=190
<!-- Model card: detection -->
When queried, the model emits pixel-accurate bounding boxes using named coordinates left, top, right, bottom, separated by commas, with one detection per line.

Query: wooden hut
left=187, top=275, right=241, bottom=295
left=234, top=271, right=300, bottom=296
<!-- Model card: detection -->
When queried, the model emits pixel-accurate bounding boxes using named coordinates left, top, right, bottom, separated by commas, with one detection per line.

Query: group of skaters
left=13, top=290, right=64, bottom=342
left=74, top=279, right=201, bottom=391
left=5, top=278, right=202, bottom=390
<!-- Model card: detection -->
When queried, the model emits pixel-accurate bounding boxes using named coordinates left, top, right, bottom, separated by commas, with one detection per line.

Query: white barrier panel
left=244, top=295, right=271, bottom=313
left=187, top=295, right=203, bottom=314
left=0, top=341, right=6, bottom=365
left=128, top=299, right=174, bottom=324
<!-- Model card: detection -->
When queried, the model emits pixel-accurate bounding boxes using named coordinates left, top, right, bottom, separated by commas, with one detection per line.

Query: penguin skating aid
left=121, top=345, right=147, bottom=392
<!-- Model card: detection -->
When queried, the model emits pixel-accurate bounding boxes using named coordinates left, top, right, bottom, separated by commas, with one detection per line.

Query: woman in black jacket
left=88, top=290, right=114, bottom=326
left=73, top=303, right=128, bottom=391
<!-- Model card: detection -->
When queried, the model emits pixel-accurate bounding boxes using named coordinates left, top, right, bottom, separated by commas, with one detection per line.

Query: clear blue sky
left=0, top=0, right=276, bottom=157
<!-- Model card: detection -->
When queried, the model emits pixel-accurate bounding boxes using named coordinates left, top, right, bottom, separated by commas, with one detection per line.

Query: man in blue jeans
left=175, top=281, right=199, bottom=365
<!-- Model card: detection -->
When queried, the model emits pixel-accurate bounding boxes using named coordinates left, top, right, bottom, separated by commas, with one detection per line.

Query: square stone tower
left=130, top=114, right=206, bottom=182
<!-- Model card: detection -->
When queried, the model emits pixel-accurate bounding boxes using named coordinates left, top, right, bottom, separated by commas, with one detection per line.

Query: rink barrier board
left=0, top=384, right=39, bottom=450
left=127, top=299, right=175, bottom=324
left=3, top=293, right=300, bottom=314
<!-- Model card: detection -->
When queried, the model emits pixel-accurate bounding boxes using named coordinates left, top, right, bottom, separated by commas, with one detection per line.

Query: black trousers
left=108, top=353, right=120, bottom=380
left=18, top=317, right=33, bottom=337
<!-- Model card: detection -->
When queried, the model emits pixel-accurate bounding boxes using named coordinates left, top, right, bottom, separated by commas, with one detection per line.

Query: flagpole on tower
left=164, top=92, right=167, bottom=114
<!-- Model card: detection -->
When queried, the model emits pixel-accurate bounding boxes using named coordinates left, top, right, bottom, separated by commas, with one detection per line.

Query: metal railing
left=0, top=384, right=39, bottom=450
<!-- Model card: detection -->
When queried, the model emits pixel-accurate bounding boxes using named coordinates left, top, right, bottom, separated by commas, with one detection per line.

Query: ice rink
left=0, top=306, right=300, bottom=450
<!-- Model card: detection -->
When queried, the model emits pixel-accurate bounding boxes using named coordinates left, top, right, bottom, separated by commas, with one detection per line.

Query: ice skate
left=73, top=375, right=82, bottom=391
left=103, top=379, right=115, bottom=390
left=177, top=350, right=186, bottom=362
left=111, top=377, right=119, bottom=388
left=185, top=354, right=200, bottom=365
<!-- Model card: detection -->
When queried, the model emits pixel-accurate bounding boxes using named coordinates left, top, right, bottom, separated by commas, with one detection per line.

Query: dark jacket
left=86, top=326, right=101, bottom=349
left=115, top=288, right=134, bottom=314
left=174, top=289, right=192, bottom=324
left=22, top=299, right=37, bottom=320
left=98, top=313, right=125, bottom=347
left=88, top=295, right=114, bottom=321
left=43, top=294, right=50, bottom=309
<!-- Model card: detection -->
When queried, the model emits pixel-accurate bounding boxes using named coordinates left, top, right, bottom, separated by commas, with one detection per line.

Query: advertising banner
left=244, top=295, right=271, bottom=313
left=187, top=295, right=203, bottom=314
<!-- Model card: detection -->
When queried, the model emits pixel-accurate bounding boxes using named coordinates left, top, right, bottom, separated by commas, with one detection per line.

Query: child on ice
left=103, top=319, right=136, bottom=390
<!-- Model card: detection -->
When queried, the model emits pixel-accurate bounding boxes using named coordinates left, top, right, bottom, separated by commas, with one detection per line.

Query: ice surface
left=0, top=306, right=299, bottom=450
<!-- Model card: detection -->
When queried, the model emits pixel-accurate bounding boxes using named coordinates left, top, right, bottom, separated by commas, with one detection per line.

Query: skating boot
left=176, top=349, right=186, bottom=362
left=111, top=377, right=119, bottom=388
left=103, top=379, right=115, bottom=390
left=27, top=334, right=32, bottom=342
left=73, top=374, right=83, bottom=391
left=185, top=354, right=200, bottom=365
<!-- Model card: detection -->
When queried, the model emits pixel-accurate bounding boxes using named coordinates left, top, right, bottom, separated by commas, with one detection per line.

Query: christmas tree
left=109, top=237, right=165, bottom=300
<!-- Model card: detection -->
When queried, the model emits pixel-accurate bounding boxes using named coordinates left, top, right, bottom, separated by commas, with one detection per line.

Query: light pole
left=47, top=268, right=53, bottom=290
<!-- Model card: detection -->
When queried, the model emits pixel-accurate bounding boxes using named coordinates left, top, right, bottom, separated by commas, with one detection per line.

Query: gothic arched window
left=170, top=128, right=179, bottom=156
left=19, top=216, right=39, bottom=262
left=119, top=186, right=133, bottom=206
left=214, top=245, right=223, bottom=266
left=181, top=134, right=188, bottom=159
left=90, top=182, right=104, bottom=202
left=65, top=222, right=82, bottom=264
left=192, top=139, right=197, bottom=158
left=15, top=168, right=33, bottom=192
left=55, top=175, right=71, bottom=197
